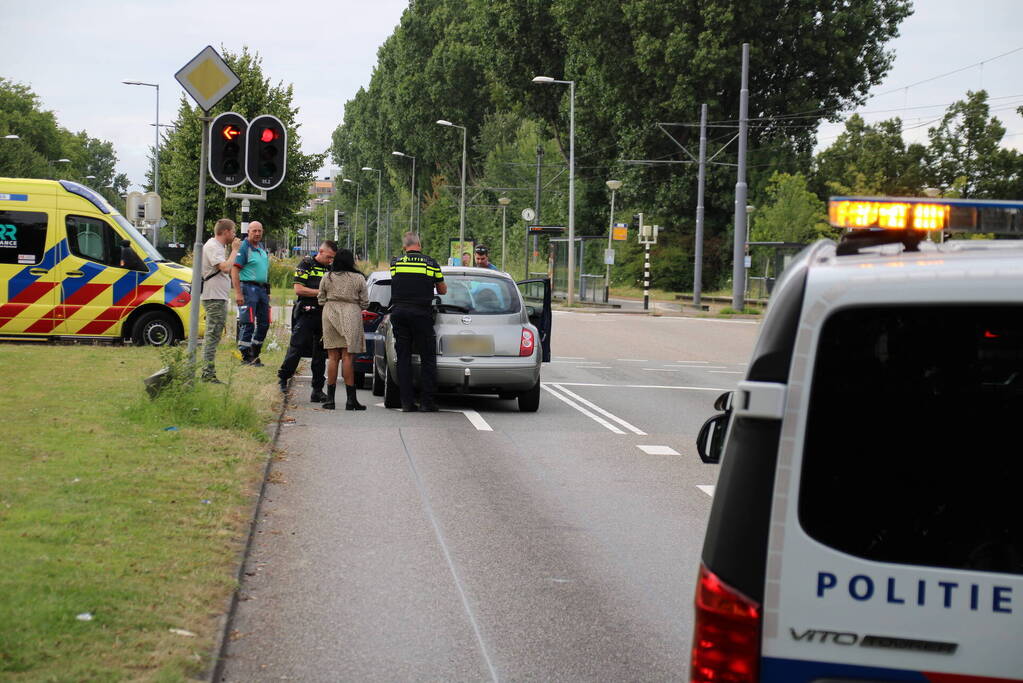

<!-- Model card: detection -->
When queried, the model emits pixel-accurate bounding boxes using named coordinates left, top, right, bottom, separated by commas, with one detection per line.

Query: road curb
left=205, top=384, right=291, bottom=682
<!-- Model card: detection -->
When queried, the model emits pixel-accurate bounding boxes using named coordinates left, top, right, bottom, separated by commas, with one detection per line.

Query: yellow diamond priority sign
left=175, top=46, right=240, bottom=112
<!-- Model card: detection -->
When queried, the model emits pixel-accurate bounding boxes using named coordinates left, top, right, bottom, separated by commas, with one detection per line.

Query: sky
left=3, top=0, right=1022, bottom=191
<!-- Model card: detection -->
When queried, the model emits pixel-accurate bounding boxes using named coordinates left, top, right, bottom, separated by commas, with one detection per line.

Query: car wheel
left=131, top=311, right=179, bottom=346
left=354, top=371, right=365, bottom=390
left=383, top=356, right=402, bottom=409
left=372, top=364, right=385, bottom=396
left=518, top=380, right=541, bottom=412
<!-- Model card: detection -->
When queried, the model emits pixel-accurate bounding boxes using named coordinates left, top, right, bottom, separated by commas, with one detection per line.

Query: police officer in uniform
left=278, top=241, right=337, bottom=400
left=389, top=232, right=447, bottom=412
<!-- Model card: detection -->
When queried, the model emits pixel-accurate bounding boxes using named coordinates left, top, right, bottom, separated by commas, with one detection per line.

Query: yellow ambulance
left=0, top=178, right=197, bottom=345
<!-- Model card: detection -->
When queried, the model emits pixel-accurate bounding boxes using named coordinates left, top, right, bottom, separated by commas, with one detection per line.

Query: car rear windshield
left=799, top=305, right=1023, bottom=576
left=441, top=274, right=520, bottom=314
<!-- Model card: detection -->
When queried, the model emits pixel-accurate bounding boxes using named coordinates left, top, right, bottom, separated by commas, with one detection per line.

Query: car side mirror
left=696, top=412, right=730, bottom=464
left=713, top=391, right=733, bottom=412
left=367, top=301, right=382, bottom=313
left=525, top=305, right=537, bottom=317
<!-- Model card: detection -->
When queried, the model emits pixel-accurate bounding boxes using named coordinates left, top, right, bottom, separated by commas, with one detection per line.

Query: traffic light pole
left=224, top=189, right=267, bottom=237
left=187, top=116, right=211, bottom=363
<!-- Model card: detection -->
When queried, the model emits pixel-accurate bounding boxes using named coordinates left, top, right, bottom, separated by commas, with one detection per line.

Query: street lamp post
left=47, top=158, right=71, bottom=178
left=362, top=166, right=382, bottom=266
left=498, top=197, right=511, bottom=270
left=392, top=151, right=416, bottom=237
left=531, top=76, right=576, bottom=306
left=436, top=120, right=467, bottom=256
left=604, top=180, right=622, bottom=303
left=342, top=178, right=361, bottom=257
left=122, top=81, right=160, bottom=195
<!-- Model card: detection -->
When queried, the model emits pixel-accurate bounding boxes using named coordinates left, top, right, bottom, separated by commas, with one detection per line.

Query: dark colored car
left=353, top=270, right=391, bottom=388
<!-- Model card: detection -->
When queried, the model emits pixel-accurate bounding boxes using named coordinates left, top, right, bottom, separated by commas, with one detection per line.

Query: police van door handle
left=29, top=268, right=49, bottom=275
left=65, top=270, right=85, bottom=277
left=734, top=381, right=787, bottom=420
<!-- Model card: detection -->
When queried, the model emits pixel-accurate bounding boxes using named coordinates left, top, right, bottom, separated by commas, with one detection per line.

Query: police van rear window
left=799, top=305, right=1023, bottom=576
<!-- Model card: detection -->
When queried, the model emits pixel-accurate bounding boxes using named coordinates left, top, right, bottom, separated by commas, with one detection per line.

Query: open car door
left=516, top=277, right=551, bottom=362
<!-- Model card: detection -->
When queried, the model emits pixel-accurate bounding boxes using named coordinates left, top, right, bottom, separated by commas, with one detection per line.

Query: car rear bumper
left=435, top=356, right=539, bottom=392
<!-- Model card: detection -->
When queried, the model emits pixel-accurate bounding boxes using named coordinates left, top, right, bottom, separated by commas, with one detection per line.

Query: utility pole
left=385, top=199, right=391, bottom=263
left=731, top=42, right=750, bottom=311
left=694, top=103, right=708, bottom=309
left=533, top=144, right=543, bottom=264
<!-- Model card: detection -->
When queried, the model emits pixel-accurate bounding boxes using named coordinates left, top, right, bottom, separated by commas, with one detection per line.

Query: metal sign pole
left=187, top=116, right=211, bottom=362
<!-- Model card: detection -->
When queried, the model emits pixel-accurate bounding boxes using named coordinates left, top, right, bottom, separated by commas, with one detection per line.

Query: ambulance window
left=0, top=210, right=48, bottom=265
left=799, top=305, right=1023, bottom=576
left=66, top=215, right=119, bottom=267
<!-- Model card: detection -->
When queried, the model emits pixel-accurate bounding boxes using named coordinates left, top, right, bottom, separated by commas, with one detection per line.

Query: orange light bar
left=829, top=200, right=947, bottom=231
left=911, top=203, right=948, bottom=230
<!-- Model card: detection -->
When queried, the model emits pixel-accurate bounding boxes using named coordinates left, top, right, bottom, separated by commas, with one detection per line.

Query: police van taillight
left=691, top=564, right=760, bottom=683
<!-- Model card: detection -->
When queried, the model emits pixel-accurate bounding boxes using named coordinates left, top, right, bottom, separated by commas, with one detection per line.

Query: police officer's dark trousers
left=391, top=304, right=437, bottom=409
left=278, top=307, right=326, bottom=391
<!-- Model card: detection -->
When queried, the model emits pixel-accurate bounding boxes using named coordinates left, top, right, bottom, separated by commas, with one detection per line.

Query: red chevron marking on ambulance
left=28, top=283, right=112, bottom=334
left=0, top=282, right=58, bottom=330
left=76, top=285, right=162, bottom=336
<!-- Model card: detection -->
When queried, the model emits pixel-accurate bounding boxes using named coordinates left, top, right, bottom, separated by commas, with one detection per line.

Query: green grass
left=0, top=339, right=285, bottom=681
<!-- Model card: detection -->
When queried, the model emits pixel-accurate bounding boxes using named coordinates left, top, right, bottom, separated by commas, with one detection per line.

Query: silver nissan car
left=371, top=267, right=552, bottom=412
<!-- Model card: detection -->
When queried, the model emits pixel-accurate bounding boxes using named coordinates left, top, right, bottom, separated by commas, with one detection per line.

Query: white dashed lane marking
left=636, top=445, right=679, bottom=455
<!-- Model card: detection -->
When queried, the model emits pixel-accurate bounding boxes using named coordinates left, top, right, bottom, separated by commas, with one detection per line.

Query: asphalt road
left=221, top=310, right=760, bottom=681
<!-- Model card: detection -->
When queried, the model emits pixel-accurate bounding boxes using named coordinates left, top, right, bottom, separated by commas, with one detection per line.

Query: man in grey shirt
left=200, top=218, right=241, bottom=383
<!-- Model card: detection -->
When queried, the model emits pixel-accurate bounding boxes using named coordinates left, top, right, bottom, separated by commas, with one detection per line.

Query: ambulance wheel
left=132, top=311, right=179, bottom=347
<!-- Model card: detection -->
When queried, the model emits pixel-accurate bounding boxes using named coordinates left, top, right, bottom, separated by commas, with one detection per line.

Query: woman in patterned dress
left=317, top=249, right=369, bottom=410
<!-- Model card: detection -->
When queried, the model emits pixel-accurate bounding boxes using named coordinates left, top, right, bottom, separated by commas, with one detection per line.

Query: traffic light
left=209, top=112, right=248, bottom=188
left=246, top=114, right=287, bottom=191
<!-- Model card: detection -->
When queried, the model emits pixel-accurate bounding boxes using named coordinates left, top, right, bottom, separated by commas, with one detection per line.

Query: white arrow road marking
left=697, top=485, right=715, bottom=496
left=541, top=384, right=625, bottom=434
left=548, top=383, right=646, bottom=435
left=637, top=445, right=679, bottom=455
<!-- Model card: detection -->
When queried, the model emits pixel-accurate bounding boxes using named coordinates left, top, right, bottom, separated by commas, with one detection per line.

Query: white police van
left=692, top=197, right=1023, bottom=682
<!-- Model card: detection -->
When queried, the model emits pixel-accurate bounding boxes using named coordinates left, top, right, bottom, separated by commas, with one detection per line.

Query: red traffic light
left=260, top=128, right=278, bottom=143
left=221, top=125, right=241, bottom=141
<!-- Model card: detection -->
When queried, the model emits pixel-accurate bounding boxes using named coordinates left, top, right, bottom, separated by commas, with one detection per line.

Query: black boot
left=249, top=343, right=264, bottom=367
left=310, top=387, right=327, bottom=402
left=240, top=347, right=251, bottom=364
left=345, top=384, right=366, bottom=411
left=278, top=376, right=289, bottom=393
left=322, top=384, right=337, bottom=410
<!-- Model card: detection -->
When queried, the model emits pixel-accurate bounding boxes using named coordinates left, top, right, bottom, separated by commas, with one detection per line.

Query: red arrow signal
left=222, top=125, right=241, bottom=141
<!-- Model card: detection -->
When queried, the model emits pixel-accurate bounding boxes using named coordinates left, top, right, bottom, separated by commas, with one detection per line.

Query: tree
left=925, top=90, right=1019, bottom=198
left=157, top=47, right=324, bottom=244
left=811, top=114, right=926, bottom=197
left=750, top=172, right=833, bottom=244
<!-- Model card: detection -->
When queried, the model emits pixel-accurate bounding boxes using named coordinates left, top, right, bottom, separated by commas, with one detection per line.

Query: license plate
left=443, top=335, right=494, bottom=355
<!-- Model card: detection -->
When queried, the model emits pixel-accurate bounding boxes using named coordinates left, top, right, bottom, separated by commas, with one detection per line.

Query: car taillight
left=519, top=327, right=535, bottom=356
left=691, top=564, right=760, bottom=683
left=362, top=310, right=379, bottom=323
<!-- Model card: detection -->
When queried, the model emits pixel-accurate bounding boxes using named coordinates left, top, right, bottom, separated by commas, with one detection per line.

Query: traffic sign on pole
left=174, top=46, right=240, bottom=113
